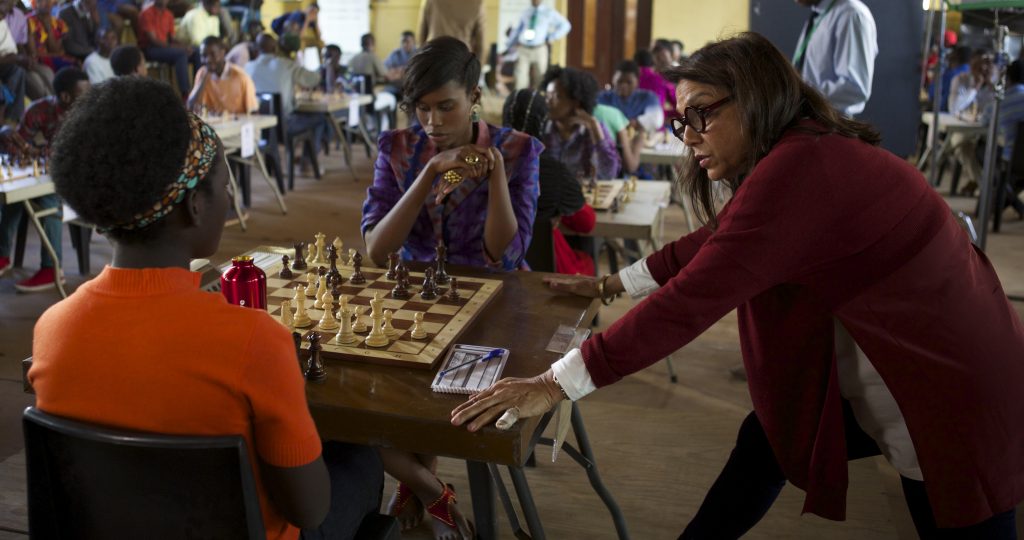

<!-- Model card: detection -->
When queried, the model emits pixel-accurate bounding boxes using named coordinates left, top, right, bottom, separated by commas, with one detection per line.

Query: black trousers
left=680, top=404, right=1018, bottom=539
left=300, top=441, right=384, bottom=540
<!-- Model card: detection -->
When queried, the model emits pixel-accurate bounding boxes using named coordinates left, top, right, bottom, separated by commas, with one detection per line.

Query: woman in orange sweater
left=29, top=77, right=382, bottom=540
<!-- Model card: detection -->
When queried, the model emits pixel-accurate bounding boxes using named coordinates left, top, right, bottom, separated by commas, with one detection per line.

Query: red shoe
left=15, top=267, right=59, bottom=292
left=0, top=256, right=10, bottom=277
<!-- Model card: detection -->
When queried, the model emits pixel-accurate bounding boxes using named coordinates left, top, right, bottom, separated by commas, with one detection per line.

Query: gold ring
left=463, top=153, right=481, bottom=165
left=442, top=169, right=464, bottom=185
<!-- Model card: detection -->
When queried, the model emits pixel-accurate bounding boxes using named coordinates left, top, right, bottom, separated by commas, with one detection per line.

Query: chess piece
left=318, top=298, right=340, bottom=331
left=351, top=307, right=368, bottom=333
left=610, top=196, right=620, bottom=213
left=347, top=248, right=357, bottom=266
left=313, top=276, right=329, bottom=309
left=326, top=245, right=343, bottom=287
left=391, top=263, right=411, bottom=299
left=306, top=236, right=317, bottom=265
left=349, top=252, right=366, bottom=284
left=331, top=287, right=341, bottom=312
left=304, top=271, right=318, bottom=296
left=385, top=252, right=399, bottom=280
left=313, top=232, right=328, bottom=265
left=410, top=312, right=427, bottom=339
left=445, top=277, right=460, bottom=301
left=364, top=293, right=389, bottom=347
left=32, top=159, right=39, bottom=177
left=332, top=236, right=343, bottom=255
left=279, top=299, right=294, bottom=327
left=292, top=243, right=308, bottom=270
left=333, top=305, right=357, bottom=344
left=419, top=267, right=438, bottom=300
left=291, top=332, right=303, bottom=365
left=434, top=243, right=450, bottom=285
left=304, top=332, right=327, bottom=382
left=383, top=309, right=399, bottom=338
left=293, top=285, right=313, bottom=327
left=280, top=255, right=294, bottom=279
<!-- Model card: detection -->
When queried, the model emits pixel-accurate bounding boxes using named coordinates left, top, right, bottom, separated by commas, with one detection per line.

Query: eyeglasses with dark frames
left=670, top=96, right=733, bottom=141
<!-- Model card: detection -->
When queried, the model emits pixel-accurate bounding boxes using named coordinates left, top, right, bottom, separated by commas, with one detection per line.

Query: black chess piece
left=292, top=243, right=308, bottom=270
left=391, top=263, right=410, bottom=299
left=385, top=252, right=398, bottom=280
left=292, top=332, right=303, bottom=368
left=350, top=252, right=366, bottom=284
left=331, top=286, right=341, bottom=313
left=446, top=276, right=460, bottom=301
left=326, top=245, right=343, bottom=288
left=434, top=243, right=450, bottom=285
left=420, top=267, right=438, bottom=300
left=610, top=196, right=620, bottom=213
left=280, top=255, right=294, bottom=279
left=304, top=332, right=327, bottom=382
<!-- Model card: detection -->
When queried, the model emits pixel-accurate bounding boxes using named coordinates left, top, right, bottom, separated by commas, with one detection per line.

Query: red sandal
left=388, top=481, right=416, bottom=517
left=425, top=482, right=458, bottom=528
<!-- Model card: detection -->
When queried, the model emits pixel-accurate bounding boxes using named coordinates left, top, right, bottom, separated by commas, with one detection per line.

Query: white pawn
left=333, top=306, right=357, bottom=344
left=318, top=300, right=339, bottom=331
left=347, top=248, right=357, bottom=266
left=383, top=309, right=399, bottom=338
left=306, top=236, right=317, bottom=265
left=279, top=299, right=294, bottom=327
left=305, top=272, right=318, bottom=297
left=352, top=306, right=368, bottom=333
left=332, top=236, right=343, bottom=255
left=313, top=276, right=329, bottom=309
left=293, top=285, right=313, bottom=327
left=410, top=312, right=427, bottom=339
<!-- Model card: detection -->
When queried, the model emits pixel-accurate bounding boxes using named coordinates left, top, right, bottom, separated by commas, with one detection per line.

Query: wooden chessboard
left=261, top=252, right=503, bottom=370
left=585, top=180, right=626, bottom=210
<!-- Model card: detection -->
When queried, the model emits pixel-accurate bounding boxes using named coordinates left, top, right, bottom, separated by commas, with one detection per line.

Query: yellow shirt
left=178, top=6, right=220, bottom=46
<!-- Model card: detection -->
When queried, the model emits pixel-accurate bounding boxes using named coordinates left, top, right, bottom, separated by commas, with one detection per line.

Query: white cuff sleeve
left=618, top=258, right=659, bottom=299
left=551, top=348, right=596, bottom=401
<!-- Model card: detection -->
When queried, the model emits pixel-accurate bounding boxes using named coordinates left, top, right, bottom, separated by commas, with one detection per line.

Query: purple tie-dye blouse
left=361, top=121, right=542, bottom=271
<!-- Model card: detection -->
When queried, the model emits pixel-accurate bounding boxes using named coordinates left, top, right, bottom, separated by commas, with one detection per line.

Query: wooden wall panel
left=565, top=0, right=652, bottom=88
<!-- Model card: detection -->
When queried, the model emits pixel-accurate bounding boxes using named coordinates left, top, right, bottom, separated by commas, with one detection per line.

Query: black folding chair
left=259, top=92, right=322, bottom=191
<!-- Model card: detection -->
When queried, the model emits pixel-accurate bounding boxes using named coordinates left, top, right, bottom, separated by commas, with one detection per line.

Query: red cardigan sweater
left=581, top=126, right=1024, bottom=527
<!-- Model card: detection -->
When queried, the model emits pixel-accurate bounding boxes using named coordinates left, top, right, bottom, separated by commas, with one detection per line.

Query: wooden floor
left=1, top=139, right=1022, bottom=539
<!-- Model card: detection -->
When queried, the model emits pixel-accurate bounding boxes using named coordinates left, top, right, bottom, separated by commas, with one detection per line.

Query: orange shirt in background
left=193, top=63, right=259, bottom=114
left=137, top=5, right=175, bottom=49
left=29, top=266, right=322, bottom=540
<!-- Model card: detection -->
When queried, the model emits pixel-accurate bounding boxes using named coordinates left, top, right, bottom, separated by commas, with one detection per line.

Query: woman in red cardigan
left=452, top=33, right=1024, bottom=538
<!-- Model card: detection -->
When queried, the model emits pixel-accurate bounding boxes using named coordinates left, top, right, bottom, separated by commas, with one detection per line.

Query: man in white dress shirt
left=793, top=0, right=877, bottom=117
left=506, top=0, right=571, bottom=90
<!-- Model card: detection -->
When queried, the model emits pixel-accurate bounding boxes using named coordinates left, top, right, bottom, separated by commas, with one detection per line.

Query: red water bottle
left=220, top=256, right=267, bottom=309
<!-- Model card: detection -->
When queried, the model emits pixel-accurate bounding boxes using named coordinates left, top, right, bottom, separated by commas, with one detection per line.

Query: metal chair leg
left=665, top=355, right=678, bottom=383
left=23, top=200, right=67, bottom=298
left=254, top=149, right=286, bottom=214
left=223, top=154, right=247, bottom=232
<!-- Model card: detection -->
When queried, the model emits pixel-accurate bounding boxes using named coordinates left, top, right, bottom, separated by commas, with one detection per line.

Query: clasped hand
left=428, top=144, right=501, bottom=204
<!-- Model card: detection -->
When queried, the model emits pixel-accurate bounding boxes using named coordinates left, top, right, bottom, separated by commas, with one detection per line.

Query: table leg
left=569, top=403, right=631, bottom=540
left=507, top=466, right=546, bottom=540
left=224, top=154, right=247, bottom=232
left=466, top=460, right=497, bottom=540
left=254, top=149, right=287, bottom=214
left=22, top=200, right=66, bottom=298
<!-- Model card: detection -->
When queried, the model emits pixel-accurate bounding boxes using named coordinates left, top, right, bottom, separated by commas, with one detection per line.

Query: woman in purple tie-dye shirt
left=361, top=37, right=541, bottom=272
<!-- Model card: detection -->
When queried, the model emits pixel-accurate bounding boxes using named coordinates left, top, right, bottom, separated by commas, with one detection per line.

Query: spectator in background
left=30, top=0, right=77, bottom=71
left=177, top=0, right=222, bottom=49
left=541, top=65, right=620, bottom=180
left=670, top=39, right=685, bottom=64
left=57, top=0, right=97, bottom=62
left=110, top=44, right=146, bottom=76
left=0, top=0, right=27, bottom=122
left=505, top=0, right=571, bottom=91
left=983, top=59, right=1024, bottom=218
left=320, top=43, right=346, bottom=93
left=187, top=36, right=257, bottom=114
left=948, top=49, right=995, bottom=196
left=598, top=59, right=663, bottom=133
left=634, top=48, right=676, bottom=121
left=95, top=0, right=137, bottom=39
left=226, top=20, right=263, bottom=66
left=0, top=67, right=90, bottom=292
left=3, top=0, right=53, bottom=99
left=270, top=3, right=321, bottom=51
left=349, top=33, right=387, bottom=84
left=418, top=0, right=485, bottom=59
left=793, top=0, right=877, bottom=117
left=137, top=0, right=191, bottom=95
left=383, top=30, right=415, bottom=82
left=929, top=45, right=970, bottom=112
left=83, top=26, right=115, bottom=83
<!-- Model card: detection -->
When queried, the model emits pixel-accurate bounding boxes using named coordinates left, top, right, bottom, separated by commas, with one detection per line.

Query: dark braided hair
left=51, top=78, right=209, bottom=244
left=502, top=89, right=547, bottom=138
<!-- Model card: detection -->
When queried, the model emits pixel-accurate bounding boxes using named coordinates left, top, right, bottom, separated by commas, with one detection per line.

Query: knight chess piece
left=292, top=243, right=308, bottom=270
left=304, top=332, right=327, bottom=382
left=434, top=243, right=450, bottom=285
left=280, top=299, right=294, bottom=327
left=313, top=276, right=329, bottom=309
left=385, top=252, right=399, bottom=280
left=446, top=277, right=460, bottom=301
left=410, top=312, right=427, bottom=339
left=419, top=267, right=438, bottom=300
left=293, top=285, right=313, bottom=327
left=349, top=252, right=366, bottom=284
left=280, top=255, right=294, bottom=279
left=305, top=236, right=317, bottom=265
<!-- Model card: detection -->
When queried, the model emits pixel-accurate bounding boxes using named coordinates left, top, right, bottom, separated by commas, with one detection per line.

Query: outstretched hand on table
left=451, top=370, right=563, bottom=432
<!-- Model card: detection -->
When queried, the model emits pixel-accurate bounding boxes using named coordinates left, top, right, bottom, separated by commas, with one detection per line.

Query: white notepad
left=431, top=344, right=509, bottom=395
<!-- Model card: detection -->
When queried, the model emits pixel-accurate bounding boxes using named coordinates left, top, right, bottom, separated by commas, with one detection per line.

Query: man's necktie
left=795, top=9, right=819, bottom=72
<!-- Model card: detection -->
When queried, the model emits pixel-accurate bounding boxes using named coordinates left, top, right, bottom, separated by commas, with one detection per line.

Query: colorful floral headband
left=99, top=113, right=219, bottom=233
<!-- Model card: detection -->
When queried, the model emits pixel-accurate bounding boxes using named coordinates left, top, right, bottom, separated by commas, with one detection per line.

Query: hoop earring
left=470, top=104, right=481, bottom=123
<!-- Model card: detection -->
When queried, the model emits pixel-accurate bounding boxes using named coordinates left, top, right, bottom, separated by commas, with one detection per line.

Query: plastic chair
left=23, top=406, right=265, bottom=539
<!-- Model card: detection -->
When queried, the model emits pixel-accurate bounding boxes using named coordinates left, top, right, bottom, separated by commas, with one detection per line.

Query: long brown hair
left=663, top=32, right=881, bottom=229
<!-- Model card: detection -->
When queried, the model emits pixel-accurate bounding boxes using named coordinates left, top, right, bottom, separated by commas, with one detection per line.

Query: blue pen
left=439, top=348, right=505, bottom=377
